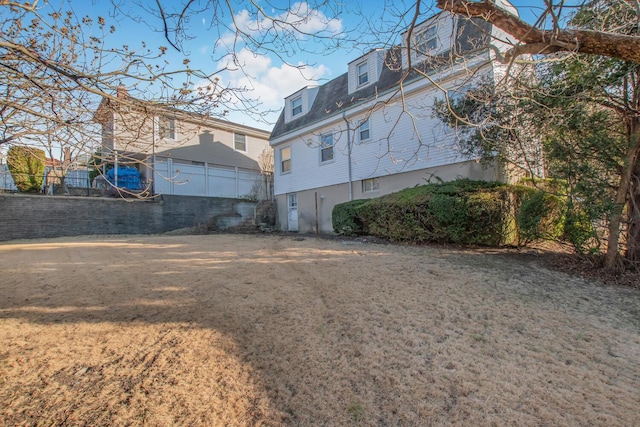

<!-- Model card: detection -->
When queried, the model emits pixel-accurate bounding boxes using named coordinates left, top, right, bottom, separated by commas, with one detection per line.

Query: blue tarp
left=106, top=166, right=143, bottom=191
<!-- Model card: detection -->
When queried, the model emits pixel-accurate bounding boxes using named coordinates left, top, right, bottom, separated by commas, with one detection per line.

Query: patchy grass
left=1, top=234, right=639, bottom=426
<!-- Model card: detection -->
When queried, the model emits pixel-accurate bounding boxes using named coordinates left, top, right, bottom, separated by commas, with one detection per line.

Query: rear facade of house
left=95, top=95, right=272, bottom=199
left=269, top=7, right=521, bottom=233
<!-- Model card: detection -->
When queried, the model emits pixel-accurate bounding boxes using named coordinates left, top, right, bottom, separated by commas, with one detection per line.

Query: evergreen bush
left=332, top=199, right=369, bottom=235
left=7, top=145, right=46, bottom=193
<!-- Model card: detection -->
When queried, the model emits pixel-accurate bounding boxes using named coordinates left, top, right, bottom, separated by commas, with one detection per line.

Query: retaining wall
left=0, top=194, right=244, bottom=241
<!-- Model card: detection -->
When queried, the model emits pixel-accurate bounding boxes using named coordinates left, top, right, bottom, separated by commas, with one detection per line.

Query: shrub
left=332, top=199, right=369, bottom=235
left=512, top=186, right=565, bottom=245
left=357, top=179, right=509, bottom=245
left=7, top=145, right=46, bottom=193
left=563, top=199, right=600, bottom=254
left=465, top=190, right=510, bottom=245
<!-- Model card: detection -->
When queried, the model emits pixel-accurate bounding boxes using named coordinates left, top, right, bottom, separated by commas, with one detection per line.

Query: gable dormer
left=284, top=85, right=319, bottom=124
left=347, top=49, right=386, bottom=95
left=401, top=12, right=456, bottom=68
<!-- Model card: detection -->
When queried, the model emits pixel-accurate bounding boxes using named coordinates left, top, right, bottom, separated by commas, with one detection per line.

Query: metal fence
left=0, top=165, right=91, bottom=193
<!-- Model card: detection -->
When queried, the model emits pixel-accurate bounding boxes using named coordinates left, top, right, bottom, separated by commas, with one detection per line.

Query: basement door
left=287, top=193, right=298, bottom=232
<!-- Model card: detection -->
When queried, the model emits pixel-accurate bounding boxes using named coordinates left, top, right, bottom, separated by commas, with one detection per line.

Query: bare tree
left=1, top=0, right=347, bottom=195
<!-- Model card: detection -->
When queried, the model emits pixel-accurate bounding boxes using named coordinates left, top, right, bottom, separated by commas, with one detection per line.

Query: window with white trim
left=234, top=133, right=247, bottom=151
left=280, top=146, right=291, bottom=173
left=357, top=62, right=368, bottom=86
left=159, top=116, right=176, bottom=140
left=320, top=133, right=334, bottom=163
left=416, top=25, right=437, bottom=55
left=362, top=178, right=379, bottom=193
left=291, top=96, right=302, bottom=116
left=359, top=119, right=370, bottom=142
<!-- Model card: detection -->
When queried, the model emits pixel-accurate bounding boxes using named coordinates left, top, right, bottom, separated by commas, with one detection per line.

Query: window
left=102, top=120, right=114, bottom=148
left=234, top=133, right=246, bottom=151
left=362, top=178, right=379, bottom=193
left=159, top=117, right=176, bottom=139
left=291, top=96, right=302, bottom=116
left=416, top=26, right=437, bottom=55
left=280, top=146, right=291, bottom=173
left=357, top=62, right=368, bottom=86
left=320, top=134, right=334, bottom=163
left=359, top=119, right=370, bottom=142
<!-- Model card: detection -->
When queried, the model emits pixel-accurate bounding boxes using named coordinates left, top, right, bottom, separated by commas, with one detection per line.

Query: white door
left=287, top=193, right=298, bottom=232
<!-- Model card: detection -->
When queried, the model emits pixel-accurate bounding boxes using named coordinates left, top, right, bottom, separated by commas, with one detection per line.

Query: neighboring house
left=94, top=88, right=272, bottom=199
left=270, top=5, right=530, bottom=233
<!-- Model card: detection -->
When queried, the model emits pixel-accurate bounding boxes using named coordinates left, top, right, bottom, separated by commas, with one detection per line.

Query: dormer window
left=347, top=49, right=385, bottom=94
left=358, top=62, right=368, bottom=86
left=291, top=96, right=303, bottom=116
left=416, top=26, right=437, bottom=55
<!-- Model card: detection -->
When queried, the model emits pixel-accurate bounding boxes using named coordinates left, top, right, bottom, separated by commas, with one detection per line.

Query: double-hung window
left=234, top=133, right=247, bottom=151
left=291, top=96, right=302, bottom=116
left=320, top=134, right=334, bottom=163
left=416, top=26, right=437, bottom=55
left=359, top=119, right=370, bottom=142
left=357, top=62, right=368, bottom=86
left=159, top=117, right=176, bottom=140
left=280, top=146, right=291, bottom=173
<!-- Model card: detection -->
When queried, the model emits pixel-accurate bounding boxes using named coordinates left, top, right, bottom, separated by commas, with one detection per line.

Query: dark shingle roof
left=270, top=17, right=492, bottom=140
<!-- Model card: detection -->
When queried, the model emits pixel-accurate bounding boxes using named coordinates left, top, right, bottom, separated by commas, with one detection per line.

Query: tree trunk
left=625, top=155, right=640, bottom=263
left=605, top=121, right=640, bottom=269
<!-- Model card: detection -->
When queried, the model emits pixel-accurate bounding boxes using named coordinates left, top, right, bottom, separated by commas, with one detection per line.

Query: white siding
left=274, top=127, right=350, bottom=196
left=274, top=62, right=494, bottom=196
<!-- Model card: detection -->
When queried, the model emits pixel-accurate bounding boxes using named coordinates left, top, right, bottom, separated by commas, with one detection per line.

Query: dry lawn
left=1, top=234, right=639, bottom=426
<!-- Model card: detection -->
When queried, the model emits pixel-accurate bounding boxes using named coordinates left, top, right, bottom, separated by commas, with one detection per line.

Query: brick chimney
left=117, top=84, right=129, bottom=99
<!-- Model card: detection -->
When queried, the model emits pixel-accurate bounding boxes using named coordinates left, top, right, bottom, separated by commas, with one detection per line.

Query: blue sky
left=60, top=1, right=562, bottom=130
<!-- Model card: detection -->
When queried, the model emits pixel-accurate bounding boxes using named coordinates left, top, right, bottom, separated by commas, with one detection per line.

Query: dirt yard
left=1, top=234, right=639, bottom=426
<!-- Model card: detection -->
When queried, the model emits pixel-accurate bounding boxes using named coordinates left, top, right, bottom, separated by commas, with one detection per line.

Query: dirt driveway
left=1, top=234, right=639, bottom=426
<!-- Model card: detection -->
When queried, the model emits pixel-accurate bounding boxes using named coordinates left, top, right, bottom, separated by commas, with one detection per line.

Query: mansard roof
left=270, top=17, right=492, bottom=141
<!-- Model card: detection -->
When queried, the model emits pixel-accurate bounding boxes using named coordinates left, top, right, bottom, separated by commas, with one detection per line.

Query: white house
left=95, top=90, right=272, bottom=199
left=269, top=9, right=523, bottom=233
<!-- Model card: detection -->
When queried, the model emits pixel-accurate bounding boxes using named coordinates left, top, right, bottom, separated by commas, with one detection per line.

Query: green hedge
left=511, top=185, right=565, bottom=245
left=332, top=199, right=369, bottom=235
left=356, top=180, right=511, bottom=245
left=332, top=179, right=567, bottom=247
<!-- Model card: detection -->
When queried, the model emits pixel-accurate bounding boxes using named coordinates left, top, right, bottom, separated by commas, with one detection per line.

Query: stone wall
left=0, top=194, right=244, bottom=241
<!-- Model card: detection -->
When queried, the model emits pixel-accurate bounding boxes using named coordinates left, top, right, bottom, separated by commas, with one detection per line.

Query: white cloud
left=225, top=53, right=330, bottom=107
left=196, top=48, right=331, bottom=129
left=215, top=1, right=343, bottom=52
left=196, top=2, right=342, bottom=130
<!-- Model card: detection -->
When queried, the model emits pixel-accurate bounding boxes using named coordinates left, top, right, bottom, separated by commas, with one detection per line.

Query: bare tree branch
left=436, top=0, right=640, bottom=63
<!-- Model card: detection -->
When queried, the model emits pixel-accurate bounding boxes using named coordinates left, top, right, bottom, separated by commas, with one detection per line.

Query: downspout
left=342, top=112, right=353, bottom=201
left=152, top=116, right=157, bottom=196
